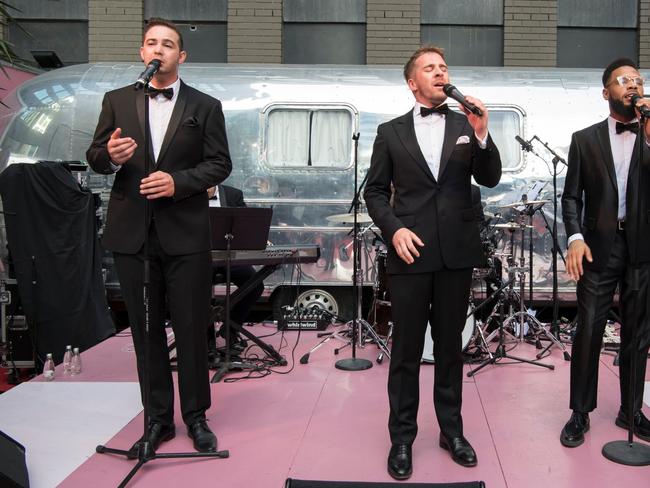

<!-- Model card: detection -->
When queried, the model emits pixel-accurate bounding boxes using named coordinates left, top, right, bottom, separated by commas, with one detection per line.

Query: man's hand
left=392, top=227, right=424, bottom=265
left=107, top=128, right=137, bottom=165
left=634, top=97, right=650, bottom=140
left=140, top=171, right=175, bottom=199
left=460, top=96, right=488, bottom=141
left=566, top=239, right=593, bottom=281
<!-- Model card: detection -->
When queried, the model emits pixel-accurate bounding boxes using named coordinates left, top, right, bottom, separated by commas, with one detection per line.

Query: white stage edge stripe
left=0, top=382, right=142, bottom=488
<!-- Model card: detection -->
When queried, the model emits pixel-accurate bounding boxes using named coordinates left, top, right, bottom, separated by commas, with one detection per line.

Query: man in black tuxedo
left=86, top=18, right=232, bottom=454
left=207, top=184, right=264, bottom=355
left=364, top=46, right=501, bottom=478
left=561, top=58, right=650, bottom=447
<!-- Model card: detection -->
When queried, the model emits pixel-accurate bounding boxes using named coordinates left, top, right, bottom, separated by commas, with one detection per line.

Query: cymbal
left=494, top=222, right=533, bottom=230
left=499, top=199, right=550, bottom=208
left=326, top=212, right=374, bottom=224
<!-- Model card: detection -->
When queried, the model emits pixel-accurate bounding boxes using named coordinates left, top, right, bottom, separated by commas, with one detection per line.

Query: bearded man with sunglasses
left=561, top=58, right=650, bottom=447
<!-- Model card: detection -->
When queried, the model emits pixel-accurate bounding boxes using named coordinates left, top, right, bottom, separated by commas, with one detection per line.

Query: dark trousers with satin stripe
left=571, top=232, right=650, bottom=413
left=114, top=222, right=212, bottom=426
left=387, top=268, right=473, bottom=445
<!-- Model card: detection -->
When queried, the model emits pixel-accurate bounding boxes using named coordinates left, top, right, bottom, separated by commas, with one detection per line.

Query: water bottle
left=43, top=353, right=55, bottom=381
left=63, top=345, right=73, bottom=375
left=70, top=347, right=82, bottom=375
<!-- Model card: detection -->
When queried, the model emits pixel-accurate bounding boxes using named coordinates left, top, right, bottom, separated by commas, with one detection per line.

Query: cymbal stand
left=498, top=220, right=567, bottom=360
left=468, top=274, right=554, bottom=377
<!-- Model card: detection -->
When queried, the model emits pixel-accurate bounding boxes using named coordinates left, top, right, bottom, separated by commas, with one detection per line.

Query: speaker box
left=0, top=430, right=29, bottom=488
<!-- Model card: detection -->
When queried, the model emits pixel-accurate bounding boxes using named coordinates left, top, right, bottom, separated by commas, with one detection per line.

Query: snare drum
left=421, top=306, right=474, bottom=364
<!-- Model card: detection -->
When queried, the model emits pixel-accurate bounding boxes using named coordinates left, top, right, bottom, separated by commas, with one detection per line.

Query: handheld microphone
left=442, top=83, right=483, bottom=116
left=630, top=94, right=650, bottom=118
left=134, top=59, right=161, bottom=90
left=515, top=135, right=534, bottom=152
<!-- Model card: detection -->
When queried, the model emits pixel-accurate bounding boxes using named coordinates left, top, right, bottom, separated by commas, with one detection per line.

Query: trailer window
left=486, top=109, right=522, bottom=171
left=266, top=108, right=353, bottom=168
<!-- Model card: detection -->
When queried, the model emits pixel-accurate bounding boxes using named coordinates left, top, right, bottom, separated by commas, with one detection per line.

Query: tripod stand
left=95, top=78, right=227, bottom=487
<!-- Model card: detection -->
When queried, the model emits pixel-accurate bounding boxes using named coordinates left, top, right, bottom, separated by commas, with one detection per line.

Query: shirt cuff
left=567, top=233, right=584, bottom=246
left=109, top=161, right=121, bottom=172
left=475, top=132, right=488, bottom=149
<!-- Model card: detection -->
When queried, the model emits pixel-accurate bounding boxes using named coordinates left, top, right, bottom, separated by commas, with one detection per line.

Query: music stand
left=209, top=207, right=273, bottom=383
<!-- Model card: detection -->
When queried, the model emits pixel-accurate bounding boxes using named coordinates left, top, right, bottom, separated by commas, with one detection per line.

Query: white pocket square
left=456, top=135, right=470, bottom=145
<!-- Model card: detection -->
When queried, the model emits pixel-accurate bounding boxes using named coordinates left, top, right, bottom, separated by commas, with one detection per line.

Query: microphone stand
left=96, top=77, right=228, bottom=488
left=516, top=135, right=570, bottom=361
left=602, top=113, right=650, bottom=466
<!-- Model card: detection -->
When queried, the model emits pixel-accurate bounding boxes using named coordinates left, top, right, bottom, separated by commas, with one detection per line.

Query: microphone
left=515, top=135, right=533, bottom=152
left=442, top=84, right=483, bottom=116
left=631, top=94, right=650, bottom=118
left=134, top=59, right=161, bottom=90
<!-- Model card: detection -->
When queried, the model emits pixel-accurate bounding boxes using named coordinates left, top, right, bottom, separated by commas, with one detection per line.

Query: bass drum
left=421, top=306, right=474, bottom=364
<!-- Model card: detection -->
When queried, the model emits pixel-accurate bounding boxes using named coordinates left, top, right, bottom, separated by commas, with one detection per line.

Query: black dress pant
left=114, top=223, right=212, bottom=426
left=387, top=268, right=473, bottom=445
left=571, top=232, right=650, bottom=413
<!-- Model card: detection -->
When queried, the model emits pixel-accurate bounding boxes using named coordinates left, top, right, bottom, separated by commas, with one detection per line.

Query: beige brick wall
left=228, top=0, right=282, bottom=63
left=366, top=0, right=420, bottom=65
left=504, top=0, right=557, bottom=67
left=640, top=0, right=650, bottom=69
left=88, top=0, right=143, bottom=63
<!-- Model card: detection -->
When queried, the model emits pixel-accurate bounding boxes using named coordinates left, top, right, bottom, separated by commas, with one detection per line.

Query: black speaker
left=0, top=430, right=29, bottom=488
left=285, top=480, right=484, bottom=488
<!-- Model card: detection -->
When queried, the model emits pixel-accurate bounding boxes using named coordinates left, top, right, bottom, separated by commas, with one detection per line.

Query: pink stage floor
left=9, top=323, right=650, bottom=487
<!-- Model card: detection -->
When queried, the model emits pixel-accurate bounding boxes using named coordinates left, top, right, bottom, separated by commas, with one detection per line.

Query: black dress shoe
left=387, top=443, right=412, bottom=480
left=439, top=434, right=477, bottom=467
left=127, top=422, right=175, bottom=459
left=615, top=408, right=650, bottom=442
left=187, top=420, right=217, bottom=452
left=560, top=411, right=589, bottom=447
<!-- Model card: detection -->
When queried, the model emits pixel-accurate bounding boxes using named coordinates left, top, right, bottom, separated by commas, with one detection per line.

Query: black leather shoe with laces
left=127, top=422, right=175, bottom=459
left=560, top=411, right=589, bottom=448
left=439, top=434, right=477, bottom=467
left=187, top=419, right=218, bottom=452
left=387, top=443, right=412, bottom=480
left=615, top=408, right=650, bottom=442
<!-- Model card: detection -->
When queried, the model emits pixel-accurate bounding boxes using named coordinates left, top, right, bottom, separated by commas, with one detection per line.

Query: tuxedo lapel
left=135, top=90, right=156, bottom=168
left=437, top=111, right=465, bottom=181
left=595, top=119, right=618, bottom=192
left=157, top=81, right=188, bottom=166
left=395, top=111, right=437, bottom=183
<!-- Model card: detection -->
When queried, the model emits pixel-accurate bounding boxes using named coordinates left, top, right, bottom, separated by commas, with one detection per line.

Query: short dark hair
left=602, top=57, right=638, bottom=87
left=143, top=18, right=184, bottom=51
left=403, top=45, right=446, bottom=82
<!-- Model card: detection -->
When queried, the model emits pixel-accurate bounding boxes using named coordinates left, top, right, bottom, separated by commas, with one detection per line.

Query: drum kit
left=363, top=195, right=570, bottom=368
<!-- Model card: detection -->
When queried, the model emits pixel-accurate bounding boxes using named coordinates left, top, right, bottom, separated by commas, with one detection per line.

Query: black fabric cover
left=0, top=430, right=29, bottom=488
left=0, top=162, right=114, bottom=363
left=285, top=480, right=484, bottom=488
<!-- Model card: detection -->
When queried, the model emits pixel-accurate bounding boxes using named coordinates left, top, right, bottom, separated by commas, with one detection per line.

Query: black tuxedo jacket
left=86, top=81, right=232, bottom=255
left=217, top=185, right=245, bottom=208
left=562, top=119, right=650, bottom=270
left=364, top=109, right=501, bottom=274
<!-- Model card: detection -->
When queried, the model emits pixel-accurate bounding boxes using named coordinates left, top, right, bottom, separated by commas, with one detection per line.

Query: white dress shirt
left=149, top=78, right=181, bottom=162
left=568, top=116, right=638, bottom=245
left=412, top=103, right=488, bottom=180
left=208, top=186, right=221, bottom=207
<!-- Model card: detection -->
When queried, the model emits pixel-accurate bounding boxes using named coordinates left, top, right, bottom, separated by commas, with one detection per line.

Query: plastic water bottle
left=70, top=347, right=82, bottom=375
left=63, top=345, right=73, bottom=375
left=43, top=353, right=55, bottom=381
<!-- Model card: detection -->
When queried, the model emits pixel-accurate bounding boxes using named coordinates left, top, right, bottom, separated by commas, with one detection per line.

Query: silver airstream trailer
left=0, top=63, right=620, bottom=317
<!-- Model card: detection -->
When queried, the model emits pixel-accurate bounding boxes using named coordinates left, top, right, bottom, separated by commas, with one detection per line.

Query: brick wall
left=366, top=0, right=420, bottom=65
left=228, top=0, right=281, bottom=63
left=640, top=0, right=650, bottom=69
left=88, top=0, right=143, bottom=62
left=504, top=0, right=557, bottom=67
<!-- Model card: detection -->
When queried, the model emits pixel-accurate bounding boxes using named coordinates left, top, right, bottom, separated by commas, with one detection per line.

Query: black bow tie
left=146, top=86, right=174, bottom=100
left=616, top=121, right=639, bottom=134
left=420, top=104, right=449, bottom=117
